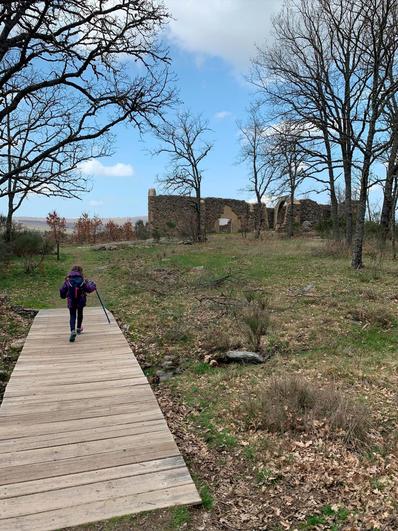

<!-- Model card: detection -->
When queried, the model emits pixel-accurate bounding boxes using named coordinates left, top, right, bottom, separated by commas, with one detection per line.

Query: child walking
left=60, top=265, right=96, bottom=342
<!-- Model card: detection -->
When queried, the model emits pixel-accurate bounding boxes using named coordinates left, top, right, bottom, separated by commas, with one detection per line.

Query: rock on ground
left=222, top=350, right=264, bottom=364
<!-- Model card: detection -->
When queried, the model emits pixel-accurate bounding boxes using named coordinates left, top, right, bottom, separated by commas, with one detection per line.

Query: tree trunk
left=287, top=191, right=294, bottom=238
left=343, top=155, right=353, bottom=245
left=366, top=195, right=372, bottom=222
left=194, top=191, right=203, bottom=243
left=56, top=241, right=60, bottom=261
left=5, top=192, right=15, bottom=242
left=381, top=174, right=394, bottom=242
left=391, top=176, right=398, bottom=259
left=323, top=130, right=340, bottom=240
left=255, top=194, right=263, bottom=239
left=351, top=191, right=366, bottom=268
left=351, top=130, right=375, bottom=268
left=380, top=132, right=398, bottom=243
left=330, top=187, right=339, bottom=241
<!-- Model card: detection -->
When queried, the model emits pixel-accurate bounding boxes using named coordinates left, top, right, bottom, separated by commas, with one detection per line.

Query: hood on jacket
left=68, top=271, right=83, bottom=279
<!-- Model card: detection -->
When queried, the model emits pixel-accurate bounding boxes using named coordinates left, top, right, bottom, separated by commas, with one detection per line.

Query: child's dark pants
left=69, top=307, right=83, bottom=332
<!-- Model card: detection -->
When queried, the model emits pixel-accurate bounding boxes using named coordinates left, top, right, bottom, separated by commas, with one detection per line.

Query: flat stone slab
left=223, top=350, right=265, bottom=364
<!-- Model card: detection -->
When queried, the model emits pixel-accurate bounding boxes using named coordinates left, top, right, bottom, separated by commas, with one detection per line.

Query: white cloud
left=214, top=111, right=232, bottom=120
left=194, top=54, right=206, bottom=70
left=164, top=0, right=283, bottom=70
left=247, top=194, right=278, bottom=206
left=79, top=159, right=134, bottom=178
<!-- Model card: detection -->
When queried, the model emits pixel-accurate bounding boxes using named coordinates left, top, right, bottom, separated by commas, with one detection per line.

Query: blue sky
left=1, top=0, right=302, bottom=219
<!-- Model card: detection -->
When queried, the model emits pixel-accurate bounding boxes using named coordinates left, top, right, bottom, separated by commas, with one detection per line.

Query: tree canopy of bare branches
left=268, top=121, right=313, bottom=237
left=251, top=0, right=398, bottom=267
left=0, top=0, right=174, bottom=222
left=0, top=85, right=109, bottom=240
left=237, top=105, right=278, bottom=238
left=153, top=110, right=213, bottom=241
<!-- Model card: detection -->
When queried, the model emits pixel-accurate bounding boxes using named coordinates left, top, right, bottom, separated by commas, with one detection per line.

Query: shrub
left=201, top=328, right=231, bottom=353
left=135, top=219, right=149, bottom=240
left=346, top=307, right=393, bottom=329
left=315, top=218, right=345, bottom=238
left=364, top=220, right=383, bottom=239
left=12, top=231, right=54, bottom=273
left=0, top=240, right=12, bottom=268
left=152, top=228, right=161, bottom=242
left=237, top=292, right=271, bottom=353
left=243, top=376, right=371, bottom=449
left=311, top=239, right=350, bottom=258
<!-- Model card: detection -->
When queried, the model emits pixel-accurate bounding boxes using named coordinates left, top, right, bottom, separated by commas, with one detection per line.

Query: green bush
left=364, top=220, right=383, bottom=239
left=0, top=240, right=12, bottom=268
left=12, top=231, right=54, bottom=273
left=134, top=219, right=149, bottom=240
left=315, top=217, right=346, bottom=239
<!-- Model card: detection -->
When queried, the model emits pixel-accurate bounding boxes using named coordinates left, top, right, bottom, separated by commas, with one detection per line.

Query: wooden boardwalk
left=0, top=308, right=200, bottom=531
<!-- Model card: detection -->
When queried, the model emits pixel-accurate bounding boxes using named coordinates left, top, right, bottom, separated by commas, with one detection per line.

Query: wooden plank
left=3, top=380, right=146, bottom=407
left=0, top=455, right=185, bottom=498
left=0, top=409, right=164, bottom=440
left=2, top=385, right=153, bottom=408
left=3, top=378, right=148, bottom=402
left=0, top=388, right=156, bottom=416
left=0, top=307, right=200, bottom=529
left=0, top=419, right=166, bottom=454
left=0, top=429, right=172, bottom=469
left=0, top=439, right=179, bottom=485
left=0, top=467, right=192, bottom=518
left=0, top=400, right=159, bottom=426
left=0, top=484, right=200, bottom=531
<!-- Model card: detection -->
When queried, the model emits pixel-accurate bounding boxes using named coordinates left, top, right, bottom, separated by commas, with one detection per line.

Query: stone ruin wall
left=148, top=189, right=330, bottom=236
left=298, top=199, right=330, bottom=225
left=274, top=198, right=331, bottom=231
left=148, top=192, right=199, bottom=237
left=148, top=189, right=268, bottom=236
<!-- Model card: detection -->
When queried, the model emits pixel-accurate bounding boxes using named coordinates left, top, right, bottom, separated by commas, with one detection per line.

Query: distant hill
left=15, top=216, right=148, bottom=233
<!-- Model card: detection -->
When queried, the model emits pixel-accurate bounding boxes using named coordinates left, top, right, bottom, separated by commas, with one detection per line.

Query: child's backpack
left=67, top=276, right=85, bottom=304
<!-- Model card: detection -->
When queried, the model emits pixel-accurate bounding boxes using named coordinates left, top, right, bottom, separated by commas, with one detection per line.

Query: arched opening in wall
left=217, top=218, right=232, bottom=233
left=277, top=202, right=287, bottom=227
left=274, top=197, right=289, bottom=229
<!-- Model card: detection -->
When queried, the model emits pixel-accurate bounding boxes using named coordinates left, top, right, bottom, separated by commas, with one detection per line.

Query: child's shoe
left=77, top=327, right=83, bottom=335
left=69, top=330, right=77, bottom=342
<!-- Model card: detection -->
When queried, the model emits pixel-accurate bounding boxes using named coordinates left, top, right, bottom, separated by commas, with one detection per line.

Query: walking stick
left=96, top=289, right=111, bottom=324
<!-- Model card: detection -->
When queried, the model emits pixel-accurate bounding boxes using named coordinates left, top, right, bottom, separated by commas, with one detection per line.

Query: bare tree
left=378, top=75, right=398, bottom=245
left=153, top=111, right=213, bottom=242
left=251, top=0, right=355, bottom=242
left=0, top=86, right=107, bottom=241
left=350, top=0, right=398, bottom=268
left=268, top=121, right=312, bottom=237
left=238, top=104, right=277, bottom=238
left=252, top=0, right=398, bottom=267
left=0, top=1, right=174, bottom=191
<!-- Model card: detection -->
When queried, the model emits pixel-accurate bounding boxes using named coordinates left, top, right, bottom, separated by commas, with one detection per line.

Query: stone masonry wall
left=148, top=189, right=333, bottom=236
left=148, top=192, right=200, bottom=238
left=148, top=190, right=270, bottom=236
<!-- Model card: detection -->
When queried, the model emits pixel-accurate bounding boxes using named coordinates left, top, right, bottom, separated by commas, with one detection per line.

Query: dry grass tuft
left=243, top=376, right=371, bottom=450
left=311, top=240, right=350, bottom=258
left=201, top=328, right=232, bottom=353
left=346, top=306, right=394, bottom=329
left=238, top=292, right=271, bottom=353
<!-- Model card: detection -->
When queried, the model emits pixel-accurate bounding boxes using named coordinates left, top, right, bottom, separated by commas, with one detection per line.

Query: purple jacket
left=60, top=271, right=96, bottom=309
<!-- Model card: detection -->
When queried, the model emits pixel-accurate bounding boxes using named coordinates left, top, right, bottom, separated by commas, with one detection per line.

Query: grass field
left=1, top=234, right=398, bottom=530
